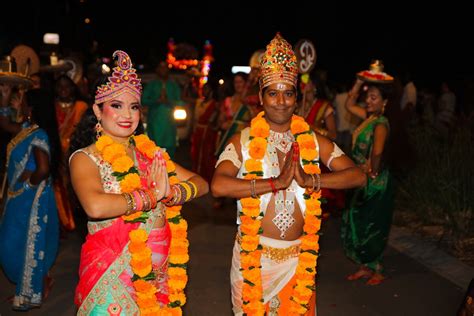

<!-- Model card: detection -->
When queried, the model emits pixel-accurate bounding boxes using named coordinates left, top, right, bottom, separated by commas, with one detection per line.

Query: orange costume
left=54, top=98, right=88, bottom=230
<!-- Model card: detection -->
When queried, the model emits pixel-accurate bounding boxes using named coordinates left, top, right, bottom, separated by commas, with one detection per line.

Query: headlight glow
left=174, top=108, right=187, bottom=120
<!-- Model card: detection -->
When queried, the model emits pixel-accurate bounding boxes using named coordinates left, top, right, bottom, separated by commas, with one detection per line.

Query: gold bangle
left=123, top=193, right=134, bottom=216
left=309, top=174, right=316, bottom=192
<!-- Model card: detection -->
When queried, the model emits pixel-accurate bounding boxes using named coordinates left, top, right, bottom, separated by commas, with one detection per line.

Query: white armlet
left=215, top=143, right=242, bottom=169
left=327, top=142, right=345, bottom=171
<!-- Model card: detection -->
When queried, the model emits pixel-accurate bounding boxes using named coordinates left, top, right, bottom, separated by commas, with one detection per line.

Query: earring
left=95, top=120, right=103, bottom=139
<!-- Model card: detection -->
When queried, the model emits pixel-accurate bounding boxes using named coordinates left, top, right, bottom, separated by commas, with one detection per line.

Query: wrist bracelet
left=314, top=173, right=321, bottom=192
left=309, top=174, right=316, bottom=192
left=23, top=178, right=38, bottom=190
left=268, top=177, right=278, bottom=195
left=250, top=179, right=257, bottom=198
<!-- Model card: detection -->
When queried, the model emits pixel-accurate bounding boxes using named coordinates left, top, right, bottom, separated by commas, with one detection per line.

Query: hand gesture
left=148, top=150, right=170, bottom=201
left=275, top=145, right=296, bottom=190
left=292, top=142, right=311, bottom=188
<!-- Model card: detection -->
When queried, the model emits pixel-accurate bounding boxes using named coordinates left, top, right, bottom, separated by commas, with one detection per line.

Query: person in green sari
left=142, top=61, right=182, bottom=158
left=341, top=76, right=394, bottom=286
left=215, top=72, right=253, bottom=156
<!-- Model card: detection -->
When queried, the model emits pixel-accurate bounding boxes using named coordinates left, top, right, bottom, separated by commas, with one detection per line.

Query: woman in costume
left=142, top=61, right=182, bottom=159
left=342, top=62, right=394, bottom=285
left=215, top=72, right=252, bottom=156
left=299, top=73, right=344, bottom=217
left=190, top=83, right=219, bottom=182
left=299, top=73, right=337, bottom=141
left=0, top=84, right=59, bottom=311
left=54, top=75, right=89, bottom=231
left=69, top=51, right=208, bottom=315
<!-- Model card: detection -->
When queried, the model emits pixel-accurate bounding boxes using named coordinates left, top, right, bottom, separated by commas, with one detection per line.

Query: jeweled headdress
left=259, top=33, right=298, bottom=89
left=95, top=50, right=142, bottom=104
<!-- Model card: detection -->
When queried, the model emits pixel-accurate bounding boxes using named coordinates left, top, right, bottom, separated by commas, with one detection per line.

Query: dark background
left=1, top=1, right=472, bottom=89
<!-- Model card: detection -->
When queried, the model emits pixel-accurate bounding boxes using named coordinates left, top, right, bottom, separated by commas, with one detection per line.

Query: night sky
left=1, top=1, right=472, bottom=89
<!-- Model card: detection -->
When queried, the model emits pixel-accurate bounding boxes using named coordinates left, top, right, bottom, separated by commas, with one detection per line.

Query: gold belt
left=236, top=234, right=300, bottom=263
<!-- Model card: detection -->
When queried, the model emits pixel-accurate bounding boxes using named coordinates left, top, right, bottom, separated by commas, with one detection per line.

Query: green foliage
left=397, top=120, right=474, bottom=237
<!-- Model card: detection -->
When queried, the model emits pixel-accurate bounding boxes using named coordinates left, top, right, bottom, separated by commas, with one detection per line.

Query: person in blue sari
left=0, top=85, right=59, bottom=310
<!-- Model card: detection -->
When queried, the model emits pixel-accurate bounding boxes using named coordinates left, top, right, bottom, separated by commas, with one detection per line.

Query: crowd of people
left=0, top=32, right=469, bottom=315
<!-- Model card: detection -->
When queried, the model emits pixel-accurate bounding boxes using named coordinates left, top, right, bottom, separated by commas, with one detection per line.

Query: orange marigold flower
left=303, top=163, right=321, bottom=175
left=291, top=114, right=305, bottom=122
left=242, top=206, right=261, bottom=218
left=241, top=197, right=260, bottom=208
left=169, top=220, right=188, bottom=231
left=169, top=176, right=180, bottom=185
left=161, top=151, right=171, bottom=161
left=305, top=198, right=322, bottom=213
left=138, top=141, right=157, bottom=159
left=300, top=148, right=317, bottom=161
left=240, top=216, right=261, bottom=235
left=130, top=255, right=152, bottom=269
left=95, top=135, right=114, bottom=152
left=133, top=265, right=153, bottom=278
left=241, top=235, right=260, bottom=252
left=168, top=293, right=186, bottom=305
left=250, top=119, right=270, bottom=138
left=122, top=211, right=144, bottom=222
left=295, top=286, right=313, bottom=300
left=242, top=283, right=262, bottom=301
left=171, top=228, right=187, bottom=239
left=166, top=160, right=176, bottom=173
left=242, top=268, right=261, bottom=284
left=296, top=134, right=316, bottom=150
left=300, top=234, right=320, bottom=250
left=240, top=252, right=261, bottom=270
left=168, top=267, right=187, bottom=277
left=243, top=300, right=265, bottom=315
left=102, top=143, right=126, bottom=163
left=303, top=215, right=322, bottom=234
left=299, top=251, right=317, bottom=266
left=120, top=173, right=141, bottom=193
left=169, top=275, right=188, bottom=290
left=166, top=209, right=181, bottom=219
left=243, top=173, right=258, bottom=180
left=133, top=134, right=151, bottom=147
left=290, top=119, right=310, bottom=135
left=111, top=155, right=134, bottom=173
left=169, top=253, right=189, bottom=265
left=295, top=278, right=314, bottom=289
left=171, top=238, right=189, bottom=249
left=133, top=279, right=157, bottom=295
left=244, top=159, right=263, bottom=173
left=248, top=137, right=267, bottom=160
left=129, top=229, right=148, bottom=243
left=136, top=295, right=158, bottom=309
left=131, top=247, right=152, bottom=262
left=128, top=241, right=147, bottom=253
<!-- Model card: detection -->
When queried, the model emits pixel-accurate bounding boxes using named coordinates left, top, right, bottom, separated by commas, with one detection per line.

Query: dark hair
left=366, top=83, right=393, bottom=100
left=234, top=72, right=249, bottom=81
left=25, top=89, right=61, bottom=179
left=68, top=106, right=145, bottom=159
left=55, top=74, right=86, bottom=102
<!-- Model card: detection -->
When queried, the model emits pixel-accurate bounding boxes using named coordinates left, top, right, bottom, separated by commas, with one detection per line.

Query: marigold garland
left=95, top=134, right=189, bottom=315
left=240, top=112, right=322, bottom=315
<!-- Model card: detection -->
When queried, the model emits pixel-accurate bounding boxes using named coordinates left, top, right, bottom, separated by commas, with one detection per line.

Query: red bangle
left=268, top=177, right=278, bottom=195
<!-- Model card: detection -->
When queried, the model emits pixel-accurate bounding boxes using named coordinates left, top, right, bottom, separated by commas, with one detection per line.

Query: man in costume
left=211, top=33, right=366, bottom=315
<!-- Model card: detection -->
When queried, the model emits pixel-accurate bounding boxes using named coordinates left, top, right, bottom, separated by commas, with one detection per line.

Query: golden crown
left=259, top=33, right=298, bottom=89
